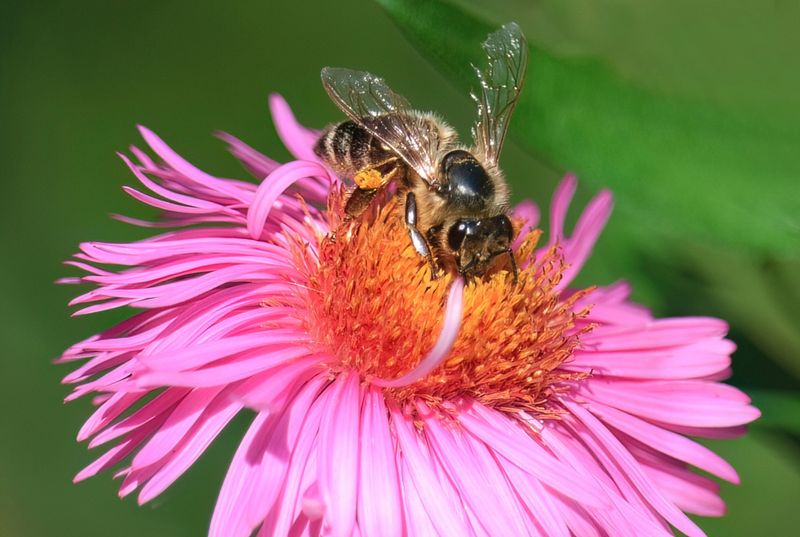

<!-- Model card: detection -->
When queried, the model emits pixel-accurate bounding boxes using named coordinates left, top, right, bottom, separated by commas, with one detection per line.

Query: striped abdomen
left=314, top=120, right=396, bottom=177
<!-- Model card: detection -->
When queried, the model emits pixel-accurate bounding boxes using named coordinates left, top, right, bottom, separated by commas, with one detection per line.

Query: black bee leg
left=344, top=187, right=380, bottom=220
left=344, top=162, right=401, bottom=221
left=506, top=248, right=519, bottom=284
left=405, top=192, right=439, bottom=279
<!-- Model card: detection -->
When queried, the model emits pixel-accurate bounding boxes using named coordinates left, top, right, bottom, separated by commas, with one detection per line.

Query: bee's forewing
left=470, top=23, right=528, bottom=166
left=321, top=67, right=443, bottom=185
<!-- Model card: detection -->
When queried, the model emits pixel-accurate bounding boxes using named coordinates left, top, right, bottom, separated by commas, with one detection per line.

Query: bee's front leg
left=506, top=248, right=519, bottom=284
left=405, top=192, right=440, bottom=280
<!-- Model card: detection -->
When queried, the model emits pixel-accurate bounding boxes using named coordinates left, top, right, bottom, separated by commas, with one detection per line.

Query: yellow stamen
left=297, top=192, right=591, bottom=417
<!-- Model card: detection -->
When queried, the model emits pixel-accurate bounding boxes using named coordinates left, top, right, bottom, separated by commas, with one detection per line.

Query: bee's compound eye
left=447, top=219, right=476, bottom=251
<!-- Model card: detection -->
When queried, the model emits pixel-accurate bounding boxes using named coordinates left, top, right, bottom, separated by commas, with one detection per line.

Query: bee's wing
left=470, top=23, right=528, bottom=167
left=321, top=67, right=442, bottom=186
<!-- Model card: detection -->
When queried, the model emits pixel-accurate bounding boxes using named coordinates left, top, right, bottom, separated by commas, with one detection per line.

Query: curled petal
left=269, top=94, right=322, bottom=162
left=371, top=278, right=464, bottom=388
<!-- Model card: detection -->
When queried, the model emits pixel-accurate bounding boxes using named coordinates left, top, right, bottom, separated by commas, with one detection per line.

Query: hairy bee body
left=314, top=112, right=454, bottom=181
left=314, top=120, right=395, bottom=178
left=314, top=113, right=466, bottom=237
left=315, top=114, right=454, bottom=211
left=316, top=23, right=527, bottom=280
left=315, top=113, right=513, bottom=277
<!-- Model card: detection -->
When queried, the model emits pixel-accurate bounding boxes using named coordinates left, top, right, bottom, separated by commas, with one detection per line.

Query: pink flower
left=60, top=94, right=759, bottom=537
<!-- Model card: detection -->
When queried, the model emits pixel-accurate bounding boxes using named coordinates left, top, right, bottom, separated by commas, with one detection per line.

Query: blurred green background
left=1, top=0, right=798, bottom=535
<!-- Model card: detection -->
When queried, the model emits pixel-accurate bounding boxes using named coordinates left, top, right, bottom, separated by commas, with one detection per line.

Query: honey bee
left=314, top=23, right=528, bottom=281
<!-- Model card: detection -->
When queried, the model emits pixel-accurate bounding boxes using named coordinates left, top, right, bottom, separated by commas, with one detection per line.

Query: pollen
left=298, top=191, right=592, bottom=417
left=353, top=169, right=386, bottom=190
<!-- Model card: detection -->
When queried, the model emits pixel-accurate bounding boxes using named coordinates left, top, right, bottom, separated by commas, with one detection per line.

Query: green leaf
left=681, top=246, right=800, bottom=381
left=694, top=432, right=800, bottom=535
left=748, top=390, right=800, bottom=433
left=377, top=0, right=800, bottom=254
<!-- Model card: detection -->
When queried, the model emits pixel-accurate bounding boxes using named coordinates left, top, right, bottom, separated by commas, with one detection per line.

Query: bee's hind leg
left=405, top=192, right=439, bottom=280
left=344, top=163, right=400, bottom=220
left=344, top=187, right=380, bottom=220
left=325, top=186, right=377, bottom=244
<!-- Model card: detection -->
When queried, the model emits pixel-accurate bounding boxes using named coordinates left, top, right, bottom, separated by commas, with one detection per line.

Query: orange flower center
left=298, top=192, right=591, bottom=416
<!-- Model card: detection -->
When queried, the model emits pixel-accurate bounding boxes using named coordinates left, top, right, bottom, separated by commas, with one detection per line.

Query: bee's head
left=446, top=214, right=514, bottom=277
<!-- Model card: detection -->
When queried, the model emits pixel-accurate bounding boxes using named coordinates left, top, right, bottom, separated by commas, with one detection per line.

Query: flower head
left=60, top=94, right=759, bottom=537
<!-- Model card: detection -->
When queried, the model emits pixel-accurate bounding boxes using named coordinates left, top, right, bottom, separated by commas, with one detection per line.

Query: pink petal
left=244, top=376, right=327, bottom=533
left=546, top=499, right=601, bottom=537
left=77, top=391, right=147, bottom=442
left=567, top=339, right=733, bottom=379
left=510, top=199, right=540, bottom=250
left=548, top=174, right=577, bottom=242
left=582, top=317, right=729, bottom=351
left=558, top=189, right=613, bottom=289
left=640, top=458, right=725, bottom=517
left=235, top=356, right=322, bottom=412
left=135, top=346, right=314, bottom=388
left=217, top=131, right=281, bottom=179
left=398, top=459, right=438, bottom=536
left=89, top=388, right=190, bottom=448
left=137, top=126, right=248, bottom=202
left=74, top=411, right=169, bottom=483
left=658, top=423, right=748, bottom=440
left=138, top=393, right=242, bottom=503
left=261, top=400, right=325, bottom=537
left=131, top=386, right=224, bottom=469
left=423, top=408, right=534, bottom=536
left=562, top=399, right=706, bottom=537
left=209, top=412, right=271, bottom=537
left=579, top=379, right=760, bottom=428
left=357, top=388, right=402, bottom=537
left=209, top=376, right=325, bottom=537
left=577, top=281, right=653, bottom=326
left=587, top=400, right=739, bottom=483
left=498, top=458, right=570, bottom=537
left=541, top=417, right=673, bottom=536
left=391, top=408, right=473, bottom=536
left=318, top=373, right=361, bottom=537
left=137, top=330, right=307, bottom=372
left=269, top=94, right=321, bottom=162
left=458, top=403, right=610, bottom=508
left=247, top=160, right=331, bottom=239
left=120, top=153, right=226, bottom=210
